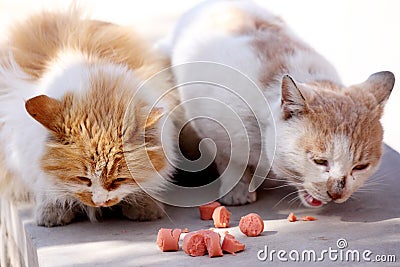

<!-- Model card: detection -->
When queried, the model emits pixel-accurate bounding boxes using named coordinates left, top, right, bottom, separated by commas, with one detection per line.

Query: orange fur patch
left=75, top=192, right=119, bottom=207
left=297, top=87, right=384, bottom=167
left=4, top=9, right=176, bottom=206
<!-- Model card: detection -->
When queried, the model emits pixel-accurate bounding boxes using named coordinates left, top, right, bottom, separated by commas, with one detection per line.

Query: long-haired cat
left=164, top=0, right=395, bottom=206
left=0, top=9, right=178, bottom=226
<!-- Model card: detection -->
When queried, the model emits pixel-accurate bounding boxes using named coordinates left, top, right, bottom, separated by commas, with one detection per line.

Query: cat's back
left=7, top=10, right=153, bottom=80
left=169, top=0, right=340, bottom=88
left=6, top=9, right=177, bottom=106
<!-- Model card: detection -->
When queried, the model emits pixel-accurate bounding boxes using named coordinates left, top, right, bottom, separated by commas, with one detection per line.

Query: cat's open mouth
left=299, top=191, right=325, bottom=208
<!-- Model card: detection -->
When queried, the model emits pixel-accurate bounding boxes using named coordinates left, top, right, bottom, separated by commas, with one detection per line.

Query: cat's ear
left=25, top=95, right=62, bottom=132
left=363, top=71, right=395, bottom=106
left=281, top=75, right=308, bottom=119
left=145, top=107, right=164, bottom=129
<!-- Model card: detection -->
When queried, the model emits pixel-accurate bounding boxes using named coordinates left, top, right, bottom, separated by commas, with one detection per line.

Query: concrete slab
left=1, top=145, right=399, bottom=266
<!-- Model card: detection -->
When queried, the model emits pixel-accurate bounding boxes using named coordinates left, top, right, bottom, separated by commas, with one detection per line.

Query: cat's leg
left=216, top=155, right=256, bottom=206
left=35, top=195, right=79, bottom=227
left=121, top=193, right=164, bottom=221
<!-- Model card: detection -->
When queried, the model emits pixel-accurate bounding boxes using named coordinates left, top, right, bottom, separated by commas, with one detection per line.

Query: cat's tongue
left=305, top=194, right=323, bottom=207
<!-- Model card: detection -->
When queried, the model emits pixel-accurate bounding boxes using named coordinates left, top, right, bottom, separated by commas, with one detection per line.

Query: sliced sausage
left=182, top=231, right=207, bottom=256
left=212, top=206, right=231, bottom=228
left=156, top=228, right=182, bottom=252
left=221, top=233, right=245, bottom=255
left=199, top=201, right=221, bottom=220
left=202, top=230, right=223, bottom=257
left=239, top=213, right=264, bottom=237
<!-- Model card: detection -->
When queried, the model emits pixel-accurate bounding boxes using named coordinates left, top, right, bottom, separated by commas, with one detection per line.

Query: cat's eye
left=114, top=178, right=128, bottom=183
left=109, top=178, right=129, bottom=190
left=76, top=176, right=92, bottom=186
left=353, top=164, right=369, bottom=171
left=313, top=158, right=328, bottom=166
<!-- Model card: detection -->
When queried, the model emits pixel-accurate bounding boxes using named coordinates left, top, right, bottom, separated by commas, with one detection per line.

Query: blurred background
left=0, top=0, right=399, bottom=151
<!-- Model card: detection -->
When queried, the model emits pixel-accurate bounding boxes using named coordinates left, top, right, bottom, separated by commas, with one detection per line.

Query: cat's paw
left=122, top=197, right=164, bottom=221
left=219, top=181, right=257, bottom=206
left=36, top=203, right=76, bottom=227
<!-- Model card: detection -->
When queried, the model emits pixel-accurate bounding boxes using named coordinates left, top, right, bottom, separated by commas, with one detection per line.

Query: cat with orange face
left=0, top=10, right=178, bottom=226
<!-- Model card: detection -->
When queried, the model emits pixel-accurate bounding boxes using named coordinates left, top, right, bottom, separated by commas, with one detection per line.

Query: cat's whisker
left=355, top=189, right=384, bottom=194
left=369, top=169, right=398, bottom=180
left=362, top=181, right=388, bottom=187
left=273, top=189, right=305, bottom=208
left=288, top=195, right=302, bottom=208
left=263, top=183, right=296, bottom=190
left=257, top=176, right=288, bottom=183
left=357, top=186, right=387, bottom=191
left=252, top=173, right=302, bottom=186
left=271, top=165, right=304, bottom=182
left=150, top=199, right=175, bottom=225
left=348, top=194, right=360, bottom=201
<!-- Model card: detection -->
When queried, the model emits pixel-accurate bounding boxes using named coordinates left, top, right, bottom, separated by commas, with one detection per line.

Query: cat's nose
left=327, top=176, right=346, bottom=200
left=94, top=201, right=106, bottom=207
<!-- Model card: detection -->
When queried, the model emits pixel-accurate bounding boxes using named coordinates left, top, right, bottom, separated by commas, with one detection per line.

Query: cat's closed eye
left=76, top=176, right=92, bottom=186
left=313, top=158, right=328, bottom=166
left=114, top=178, right=128, bottom=183
left=352, top=163, right=369, bottom=172
left=109, top=178, right=129, bottom=190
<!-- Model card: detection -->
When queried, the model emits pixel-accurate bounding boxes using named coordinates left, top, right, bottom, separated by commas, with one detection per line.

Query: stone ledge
left=1, top=146, right=399, bottom=266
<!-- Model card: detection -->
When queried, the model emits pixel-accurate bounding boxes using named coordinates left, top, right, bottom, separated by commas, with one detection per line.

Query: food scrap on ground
left=198, top=201, right=221, bottom=220
left=287, top=212, right=297, bottom=222
left=212, top=206, right=231, bottom=228
left=300, top=216, right=317, bottom=221
left=239, top=213, right=264, bottom=237
left=221, top=233, right=245, bottom=255
left=157, top=228, right=182, bottom=252
left=287, top=212, right=317, bottom=222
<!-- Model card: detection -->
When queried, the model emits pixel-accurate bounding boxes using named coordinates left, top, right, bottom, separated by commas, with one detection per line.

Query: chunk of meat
left=221, top=233, right=245, bottom=255
left=202, top=230, right=223, bottom=257
left=212, top=206, right=231, bottom=228
left=199, top=201, right=221, bottom=220
left=182, top=231, right=207, bottom=256
left=300, top=216, right=317, bottom=221
left=156, top=228, right=182, bottom=252
left=287, top=212, right=297, bottom=222
left=239, top=213, right=264, bottom=237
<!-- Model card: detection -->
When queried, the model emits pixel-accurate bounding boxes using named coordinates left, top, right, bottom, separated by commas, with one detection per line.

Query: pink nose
left=327, top=176, right=346, bottom=200
left=94, top=201, right=106, bottom=207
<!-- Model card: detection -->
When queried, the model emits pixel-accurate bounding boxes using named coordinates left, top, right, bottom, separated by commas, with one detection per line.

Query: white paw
left=219, top=181, right=257, bottom=206
left=36, top=203, right=76, bottom=227
left=122, top=198, right=164, bottom=221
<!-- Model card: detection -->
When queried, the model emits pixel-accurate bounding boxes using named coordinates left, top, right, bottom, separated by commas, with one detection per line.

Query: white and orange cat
left=0, top=10, right=178, bottom=226
left=164, top=0, right=395, bottom=206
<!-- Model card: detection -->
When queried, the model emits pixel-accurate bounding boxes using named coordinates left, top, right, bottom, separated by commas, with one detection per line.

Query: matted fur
left=0, top=9, right=178, bottom=226
left=166, top=0, right=395, bottom=206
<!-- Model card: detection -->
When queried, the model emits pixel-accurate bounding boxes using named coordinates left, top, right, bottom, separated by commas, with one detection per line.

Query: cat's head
left=273, top=71, right=395, bottom=208
left=25, top=74, right=167, bottom=207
